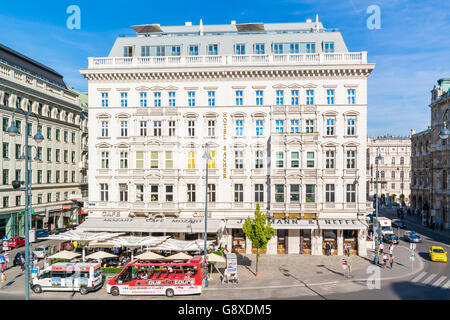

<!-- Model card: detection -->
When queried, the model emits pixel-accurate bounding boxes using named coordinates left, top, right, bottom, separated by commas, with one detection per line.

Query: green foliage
left=101, top=267, right=123, bottom=274
left=214, top=247, right=225, bottom=256
left=52, top=258, right=69, bottom=264
left=242, top=203, right=275, bottom=252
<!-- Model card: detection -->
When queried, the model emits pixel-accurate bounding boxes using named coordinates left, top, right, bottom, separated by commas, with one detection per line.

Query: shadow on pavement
left=390, top=281, right=450, bottom=300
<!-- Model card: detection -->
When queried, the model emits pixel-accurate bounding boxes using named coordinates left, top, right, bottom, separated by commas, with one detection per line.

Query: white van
left=31, top=262, right=104, bottom=295
left=376, top=217, right=393, bottom=236
left=33, top=245, right=49, bottom=259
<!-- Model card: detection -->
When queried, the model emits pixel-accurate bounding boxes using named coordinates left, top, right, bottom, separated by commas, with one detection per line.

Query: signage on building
left=222, top=112, right=227, bottom=178
left=232, top=218, right=316, bottom=226
left=62, top=205, right=71, bottom=210
left=69, top=194, right=83, bottom=201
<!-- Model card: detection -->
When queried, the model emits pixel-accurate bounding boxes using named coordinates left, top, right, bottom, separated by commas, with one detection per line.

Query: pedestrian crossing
left=411, top=272, right=449, bottom=289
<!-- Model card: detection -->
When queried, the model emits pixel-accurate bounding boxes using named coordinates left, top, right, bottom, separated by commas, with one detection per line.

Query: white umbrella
left=207, top=253, right=225, bottom=263
left=166, top=252, right=193, bottom=260
left=135, top=251, right=164, bottom=259
left=85, top=251, right=117, bottom=260
left=48, top=250, right=81, bottom=260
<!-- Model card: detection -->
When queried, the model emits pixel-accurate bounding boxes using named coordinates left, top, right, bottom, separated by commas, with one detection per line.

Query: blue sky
left=0, top=0, right=448, bottom=136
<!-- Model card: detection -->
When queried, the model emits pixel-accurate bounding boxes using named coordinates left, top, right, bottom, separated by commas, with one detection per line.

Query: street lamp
left=202, top=143, right=212, bottom=287
left=7, top=108, right=44, bottom=301
left=374, top=149, right=383, bottom=266
left=353, top=175, right=359, bottom=217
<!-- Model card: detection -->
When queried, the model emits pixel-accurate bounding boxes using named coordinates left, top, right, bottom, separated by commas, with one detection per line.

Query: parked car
left=35, top=229, right=50, bottom=239
left=383, top=233, right=399, bottom=244
left=33, top=245, right=50, bottom=259
left=13, top=251, right=37, bottom=266
left=392, top=219, right=406, bottom=229
left=429, top=246, right=447, bottom=262
left=403, top=231, right=422, bottom=243
left=8, top=237, right=25, bottom=248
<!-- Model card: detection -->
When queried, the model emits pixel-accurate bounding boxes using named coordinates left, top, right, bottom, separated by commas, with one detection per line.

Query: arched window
left=391, top=157, right=396, bottom=165
left=381, top=171, right=385, bottom=179
left=400, top=156, right=404, bottom=165
left=391, top=171, right=396, bottom=179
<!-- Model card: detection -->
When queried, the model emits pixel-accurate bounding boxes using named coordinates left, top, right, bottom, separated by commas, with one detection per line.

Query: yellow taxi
left=429, top=246, right=447, bottom=262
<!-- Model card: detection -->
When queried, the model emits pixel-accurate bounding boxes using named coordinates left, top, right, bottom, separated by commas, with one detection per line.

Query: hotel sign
left=222, top=112, right=228, bottom=178
left=226, top=219, right=318, bottom=230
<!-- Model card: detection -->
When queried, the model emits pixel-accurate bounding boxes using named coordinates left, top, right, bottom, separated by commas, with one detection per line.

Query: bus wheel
left=110, top=287, right=120, bottom=296
left=80, top=286, right=89, bottom=295
left=33, top=285, right=42, bottom=294
left=165, top=288, right=175, bottom=298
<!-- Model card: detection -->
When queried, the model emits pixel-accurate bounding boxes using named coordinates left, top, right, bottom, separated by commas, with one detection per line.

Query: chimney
left=231, top=20, right=236, bottom=25
left=185, top=21, right=192, bottom=26
left=410, top=129, right=416, bottom=136
left=199, top=19, right=204, bottom=36
left=315, top=14, right=319, bottom=31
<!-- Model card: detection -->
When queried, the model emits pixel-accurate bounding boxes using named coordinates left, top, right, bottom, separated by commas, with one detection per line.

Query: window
left=306, top=90, right=314, bottom=105
left=326, top=89, right=335, bottom=104
left=235, top=44, right=245, bottom=55
left=27, top=123, right=32, bottom=136
left=15, top=144, right=21, bottom=159
left=188, top=152, right=195, bottom=169
left=306, top=42, right=316, bottom=53
left=235, top=91, right=243, bottom=106
left=47, top=170, right=51, bottom=183
left=254, top=43, right=265, bottom=54
left=188, top=121, right=195, bottom=137
left=291, top=152, right=299, bottom=168
left=140, top=92, right=147, bottom=107
left=168, top=121, right=176, bottom=136
left=123, top=46, right=133, bottom=57
left=381, top=171, right=385, bottom=179
left=305, top=119, right=314, bottom=133
left=120, top=93, right=128, bottom=107
left=47, top=193, right=51, bottom=203
left=71, top=132, right=76, bottom=144
left=2, top=170, right=8, bottom=185
left=235, top=120, right=243, bottom=136
left=290, top=43, right=299, bottom=53
left=64, top=150, right=68, bottom=163
left=150, top=151, right=159, bottom=169
left=15, top=120, right=21, bottom=134
left=207, top=120, right=216, bottom=137
left=2, top=142, right=8, bottom=159
left=323, top=42, right=334, bottom=53
left=165, top=151, right=173, bottom=169
left=189, top=45, right=199, bottom=56
left=256, top=120, right=264, bottom=136
left=400, top=171, right=404, bottom=179
left=235, top=151, right=243, bottom=169
left=326, top=184, right=335, bottom=202
left=276, top=151, right=284, bottom=168
left=100, top=92, right=109, bottom=107
left=326, top=119, right=335, bottom=136
left=56, top=129, right=60, bottom=141
left=255, top=150, right=263, bottom=169
left=100, top=184, right=109, bottom=201
left=276, top=90, right=284, bottom=105
left=208, top=91, right=216, bottom=107
left=347, top=119, right=356, bottom=136
left=325, top=150, right=335, bottom=169
left=273, top=43, right=283, bottom=54
left=391, top=171, right=396, bottom=179
left=275, top=185, right=284, bottom=202
left=15, top=195, right=21, bottom=207
left=256, top=90, right=264, bottom=105
left=305, top=184, right=315, bottom=202
left=168, top=92, right=176, bottom=107
left=150, top=185, right=158, bottom=202
left=306, top=152, right=315, bottom=168
left=71, top=171, right=75, bottom=183
left=15, top=169, right=20, bottom=182
left=187, top=184, right=196, bottom=202
left=166, top=185, right=174, bottom=202
left=347, top=89, right=356, bottom=104
left=208, top=151, right=216, bottom=169
left=3, top=197, right=8, bottom=208
left=47, top=127, right=51, bottom=139
left=153, top=121, right=161, bottom=136
left=346, top=150, right=356, bottom=169
left=153, top=92, right=161, bottom=107
left=136, top=185, right=144, bottom=202
left=346, top=184, right=356, bottom=202
left=275, top=120, right=284, bottom=133
left=208, top=184, right=216, bottom=202
left=56, top=171, right=60, bottom=183
left=139, top=121, right=147, bottom=136
left=188, top=91, right=195, bottom=106
left=119, top=184, right=128, bottom=202
left=255, top=184, right=264, bottom=202
left=291, top=90, right=299, bottom=105
left=55, top=149, right=60, bottom=162
left=2, top=117, right=8, bottom=132
left=290, top=120, right=299, bottom=133
left=400, top=157, right=405, bottom=165
left=120, top=152, right=128, bottom=169
left=234, top=184, right=244, bottom=202
left=208, top=44, right=218, bottom=55
left=56, top=192, right=60, bottom=201
left=120, top=121, right=128, bottom=137
left=64, top=131, right=68, bottom=143
left=290, top=185, right=300, bottom=202
left=391, top=183, right=396, bottom=189
left=101, top=152, right=109, bottom=169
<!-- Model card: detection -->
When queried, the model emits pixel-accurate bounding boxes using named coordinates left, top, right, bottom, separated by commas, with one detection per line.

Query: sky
left=0, top=0, right=448, bottom=137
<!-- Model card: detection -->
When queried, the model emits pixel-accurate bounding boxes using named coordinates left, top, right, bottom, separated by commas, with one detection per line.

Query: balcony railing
left=88, top=52, right=368, bottom=69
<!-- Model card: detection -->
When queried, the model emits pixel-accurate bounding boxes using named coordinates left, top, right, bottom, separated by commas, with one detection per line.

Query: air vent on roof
left=185, top=21, right=192, bottom=26
left=131, top=24, right=163, bottom=33
left=231, top=20, right=236, bottom=25
left=236, top=23, right=265, bottom=32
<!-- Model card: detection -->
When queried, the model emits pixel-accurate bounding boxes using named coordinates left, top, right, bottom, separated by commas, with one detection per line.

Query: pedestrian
left=382, top=253, right=388, bottom=269
left=325, top=242, right=331, bottom=256
left=379, top=242, right=384, bottom=254
left=224, top=245, right=229, bottom=254
left=389, top=243, right=393, bottom=256
left=390, top=255, right=395, bottom=268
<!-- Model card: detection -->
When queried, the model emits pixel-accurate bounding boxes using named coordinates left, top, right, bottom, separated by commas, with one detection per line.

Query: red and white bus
left=106, top=255, right=204, bottom=297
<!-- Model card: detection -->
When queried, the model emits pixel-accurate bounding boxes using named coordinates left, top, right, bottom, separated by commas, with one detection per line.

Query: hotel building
left=80, top=19, right=375, bottom=255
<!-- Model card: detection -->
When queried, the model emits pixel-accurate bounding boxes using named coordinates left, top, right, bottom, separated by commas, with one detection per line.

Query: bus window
left=93, top=268, right=102, bottom=278
left=66, top=270, right=76, bottom=278
left=117, top=267, right=138, bottom=284
left=39, top=271, right=51, bottom=279
left=80, top=271, right=90, bottom=278
left=51, top=271, right=66, bottom=278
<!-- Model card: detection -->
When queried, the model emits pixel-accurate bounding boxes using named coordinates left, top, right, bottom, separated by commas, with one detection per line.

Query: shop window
left=277, top=229, right=287, bottom=254
left=300, top=230, right=311, bottom=254
left=323, top=230, right=337, bottom=255
left=232, top=229, right=246, bottom=254
left=343, top=229, right=358, bottom=255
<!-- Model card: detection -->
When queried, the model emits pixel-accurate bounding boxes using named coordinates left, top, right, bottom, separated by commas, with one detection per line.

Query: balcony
left=88, top=52, right=368, bottom=69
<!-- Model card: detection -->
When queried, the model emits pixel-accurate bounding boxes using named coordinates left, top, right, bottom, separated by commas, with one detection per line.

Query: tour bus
left=106, top=256, right=204, bottom=297
left=31, top=262, right=104, bottom=295
left=377, top=217, right=393, bottom=236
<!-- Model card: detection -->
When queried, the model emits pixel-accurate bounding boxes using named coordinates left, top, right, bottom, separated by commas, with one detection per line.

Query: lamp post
left=374, top=149, right=383, bottom=266
left=353, top=175, right=359, bottom=217
left=437, top=110, right=449, bottom=227
left=202, top=143, right=212, bottom=287
left=7, top=108, right=44, bottom=301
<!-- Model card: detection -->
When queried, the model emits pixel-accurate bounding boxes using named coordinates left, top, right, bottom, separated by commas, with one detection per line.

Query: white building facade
left=80, top=20, right=375, bottom=256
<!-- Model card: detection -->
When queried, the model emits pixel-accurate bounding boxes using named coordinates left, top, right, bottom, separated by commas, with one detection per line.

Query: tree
left=242, top=203, right=275, bottom=276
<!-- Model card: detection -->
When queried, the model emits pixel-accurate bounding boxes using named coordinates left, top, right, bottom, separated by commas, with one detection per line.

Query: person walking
left=382, top=253, right=388, bottom=269
left=379, top=242, right=384, bottom=254
left=389, top=243, right=393, bottom=256
left=390, top=255, right=395, bottom=268
left=325, top=242, right=331, bottom=256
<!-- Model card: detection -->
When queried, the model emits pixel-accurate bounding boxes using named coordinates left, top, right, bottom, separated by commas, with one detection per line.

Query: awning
left=77, top=217, right=223, bottom=233
left=318, top=219, right=368, bottom=230
left=226, top=218, right=318, bottom=230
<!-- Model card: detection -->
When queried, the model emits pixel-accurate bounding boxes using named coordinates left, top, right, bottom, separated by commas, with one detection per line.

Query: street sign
left=2, top=241, right=8, bottom=251
left=0, top=256, right=5, bottom=264
left=29, top=229, right=36, bottom=243
left=2, top=236, right=7, bottom=241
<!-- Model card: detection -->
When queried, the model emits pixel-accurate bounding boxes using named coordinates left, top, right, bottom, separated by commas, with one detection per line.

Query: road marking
left=421, top=273, right=437, bottom=285
left=442, top=280, right=450, bottom=290
left=412, top=272, right=427, bottom=283
left=431, top=276, right=447, bottom=287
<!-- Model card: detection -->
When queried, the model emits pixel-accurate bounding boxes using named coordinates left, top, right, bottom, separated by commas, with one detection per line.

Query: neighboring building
left=366, top=135, right=411, bottom=205
left=411, top=78, right=449, bottom=229
left=80, top=19, right=375, bottom=256
left=0, top=43, right=85, bottom=237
